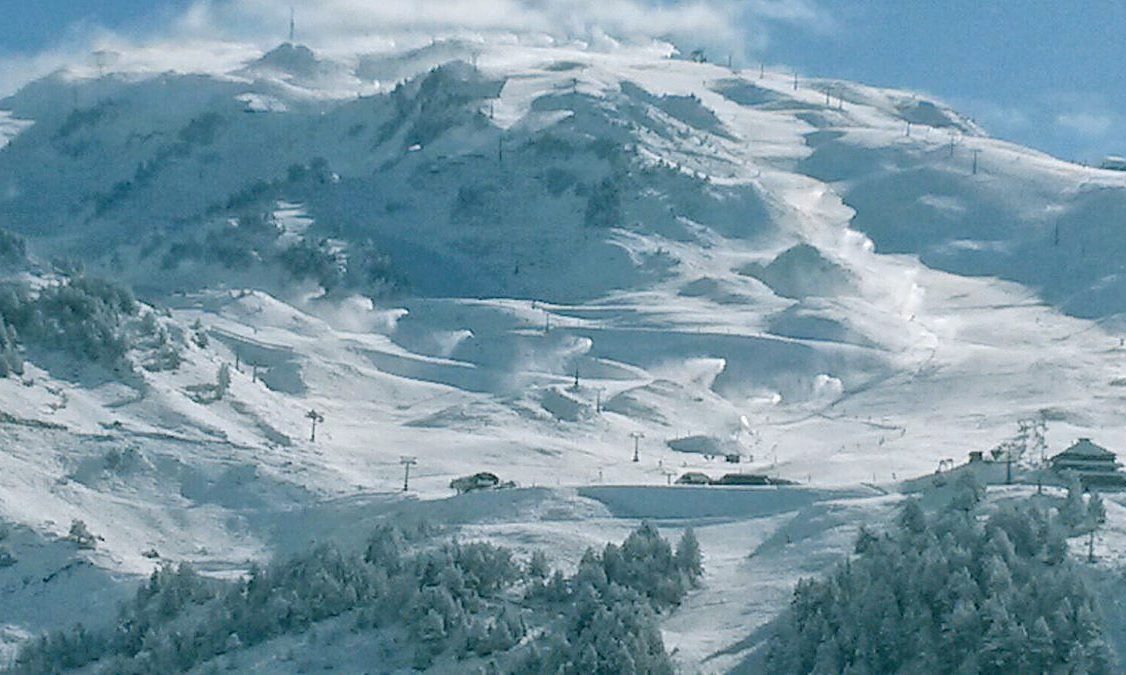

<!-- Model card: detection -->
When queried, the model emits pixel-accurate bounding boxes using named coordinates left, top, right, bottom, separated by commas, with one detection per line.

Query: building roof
left=1053, top=438, right=1116, bottom=461
left=714, top=474, right=772, bottom=486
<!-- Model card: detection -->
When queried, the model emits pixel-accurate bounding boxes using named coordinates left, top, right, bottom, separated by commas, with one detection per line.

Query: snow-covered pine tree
left=0, top=317, right=22, bottom=376
left=1060, top=476, right=1088, bottom=531
left=216, top=363, right=231, bottom=399
left=1087, top=491, right=1107, bottom=529
left=675, top=527, right=703, bottom=582
left=898, top=498, right=926, bottom=533
left=66, top=520, right=97, bottom=549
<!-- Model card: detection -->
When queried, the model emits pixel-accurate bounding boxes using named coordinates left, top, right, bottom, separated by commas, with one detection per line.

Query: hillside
left=2, top=38, right=1126, bottom=671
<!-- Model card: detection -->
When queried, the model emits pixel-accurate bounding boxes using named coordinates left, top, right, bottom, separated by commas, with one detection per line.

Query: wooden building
left=1050, top=438, right=1126, bottom=490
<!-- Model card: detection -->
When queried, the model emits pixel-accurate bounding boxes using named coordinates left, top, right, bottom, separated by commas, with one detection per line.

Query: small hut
left=713, top=473, right=772, bottom=486
left=675, top=472, right=712, bottom=486
left=450, top=472, right=502, bottom=494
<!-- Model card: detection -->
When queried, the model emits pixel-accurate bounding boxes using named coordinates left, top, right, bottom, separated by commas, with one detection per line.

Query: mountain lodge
left=1049, top=438, right=1126, bottom=490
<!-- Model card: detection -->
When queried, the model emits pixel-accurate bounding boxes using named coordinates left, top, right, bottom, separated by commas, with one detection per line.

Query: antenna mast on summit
left=289, top=7, right=296, bottom=43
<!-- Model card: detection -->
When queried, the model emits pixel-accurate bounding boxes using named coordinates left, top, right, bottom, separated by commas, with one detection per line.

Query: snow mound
left=666, top=434, right=744, bottom=457
left=740, top=244, right=855, bottom=299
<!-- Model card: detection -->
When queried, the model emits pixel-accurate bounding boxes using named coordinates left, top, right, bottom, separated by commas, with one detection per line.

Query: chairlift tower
left=306, top=409, right=324, bottom=442
left=630, top=431, right=645, bottom=462
left=400, top=456, right=418, bottom=492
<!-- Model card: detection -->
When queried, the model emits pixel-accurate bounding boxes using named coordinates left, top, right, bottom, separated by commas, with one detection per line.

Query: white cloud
left=0, top=0, right=833, bottom=98
left=1055, top=111, right=1114, bottom=138
left=747, top=0, right=835, bottom=34
left=0, top=51, right=70, bottom=98
left=950, top=98, right=1033, bottom=136
left=946, top=92, right=1125, bottom=164
left=175, top=0, right=748, bottom=54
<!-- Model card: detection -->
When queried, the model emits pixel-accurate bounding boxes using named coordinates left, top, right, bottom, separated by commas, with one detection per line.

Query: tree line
left=9, top=521, right=702, bottom=673
left=766, top=475, right=1115, bottom=673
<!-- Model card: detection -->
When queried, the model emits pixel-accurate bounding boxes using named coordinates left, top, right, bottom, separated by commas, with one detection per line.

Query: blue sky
left=0, top=0, right=194, bottom=55
left=763, top=1, right=1126, bottom=163
left=0, top=0, right=1122, bottom=163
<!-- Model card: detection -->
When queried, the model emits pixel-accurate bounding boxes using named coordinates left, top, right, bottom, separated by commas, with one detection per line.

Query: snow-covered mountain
left=3, top=38, right=1126, bottom=671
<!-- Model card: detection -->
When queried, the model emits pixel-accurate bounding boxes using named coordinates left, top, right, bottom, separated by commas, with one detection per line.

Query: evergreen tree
left=675, top=527, right=703, bottom=582
left=1060, top=476, right=1087, bottom=530
left=854, top=524, right=880, bottom=554
left=766, top=495, right=1115, bottom=674
left=527, top=550, right=550, bottom=579
left=66, top=520, right=97, bottom=549
left=1087, top=491, right=1107, bottom=529
left=0, top=228, right=27, bottom=268
left=950, top=471, right=985, bottom=512
left=216, top=363, right=231, bottom=399
left=583, top=177, right=623, bottom=228
left=898, top=498, right=926, bottom=534
left=16, top=522, right=698, bottom=673
left=0, top=317, right=22, bottom=376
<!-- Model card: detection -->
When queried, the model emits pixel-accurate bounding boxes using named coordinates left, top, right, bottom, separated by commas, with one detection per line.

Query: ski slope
left=3, top=38, right=1126, bottom=669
